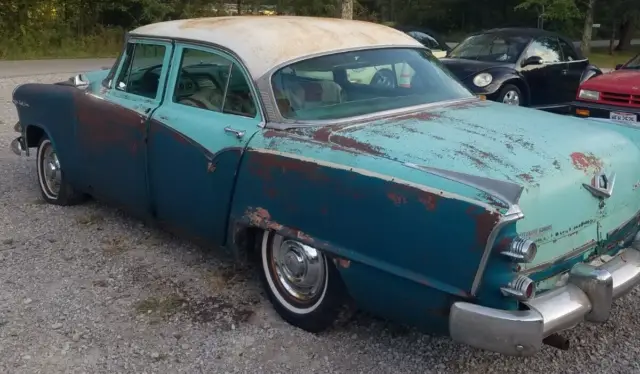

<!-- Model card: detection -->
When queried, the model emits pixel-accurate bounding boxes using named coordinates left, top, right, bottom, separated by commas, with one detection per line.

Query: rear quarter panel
left=230, top=129, right=516, bottom=332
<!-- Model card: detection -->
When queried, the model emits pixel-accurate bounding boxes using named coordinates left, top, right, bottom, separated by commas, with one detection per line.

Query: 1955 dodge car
left=8, top=16, right=640, bottom=356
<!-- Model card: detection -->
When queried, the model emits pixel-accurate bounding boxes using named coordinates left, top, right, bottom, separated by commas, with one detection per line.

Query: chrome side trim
left=404, top=164, right=524, bottom=208
left=470, top=204, right=525, bottom=296
left=450, top=247, right=640, bottom=356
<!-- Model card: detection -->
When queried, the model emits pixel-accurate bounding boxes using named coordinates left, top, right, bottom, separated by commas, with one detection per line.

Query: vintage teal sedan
left=9, top=16, right=640, bottom=356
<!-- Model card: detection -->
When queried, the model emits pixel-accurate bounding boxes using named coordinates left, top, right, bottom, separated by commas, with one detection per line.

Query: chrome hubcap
left=42, top=146, right=61, bottom=196
left=503, top=90, right=520, bottom=105
left=273, top=239, right=326, bottom=302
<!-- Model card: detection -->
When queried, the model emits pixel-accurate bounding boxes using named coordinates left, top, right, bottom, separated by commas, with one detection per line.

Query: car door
left=519, top=36, right=564, bottom=107
left=558, top=37, right=588, bottom=104
left=147, top=43, right=262, bottom=245
left=76, top=39, right=173, bottom=218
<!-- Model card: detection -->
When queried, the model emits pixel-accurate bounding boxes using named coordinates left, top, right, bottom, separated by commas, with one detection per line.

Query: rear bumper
left=449, top=247, right=640, bottom=356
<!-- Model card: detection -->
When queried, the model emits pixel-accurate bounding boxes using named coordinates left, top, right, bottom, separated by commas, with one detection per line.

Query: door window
left=115, top=42, right=168, bottom=99
left=524, top=37, right=562, bottom=64
left=173, top=47, right=257, bottom=118
left=558, top=38, right=579, bottom=62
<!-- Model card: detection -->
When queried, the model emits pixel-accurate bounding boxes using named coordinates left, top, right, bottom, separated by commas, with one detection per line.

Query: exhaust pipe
left=543, top=333, right=570, bottom=350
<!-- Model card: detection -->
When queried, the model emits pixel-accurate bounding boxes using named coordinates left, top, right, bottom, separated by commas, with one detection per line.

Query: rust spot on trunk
left=570, top=152, right=603, bottom=174
left=517, top=173, right=534, bottom=183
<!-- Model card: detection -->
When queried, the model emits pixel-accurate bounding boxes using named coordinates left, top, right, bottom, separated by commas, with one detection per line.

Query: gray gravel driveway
left=1, top=64, right=640, bottom=374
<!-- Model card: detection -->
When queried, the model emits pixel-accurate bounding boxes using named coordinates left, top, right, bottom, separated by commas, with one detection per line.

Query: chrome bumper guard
left=10, top=136, right=27, bottom=156
left=449, top=247, right=640, bottom=356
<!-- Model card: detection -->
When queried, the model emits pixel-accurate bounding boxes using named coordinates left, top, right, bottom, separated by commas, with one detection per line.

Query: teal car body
left=9, top=16, right=640, bottom=356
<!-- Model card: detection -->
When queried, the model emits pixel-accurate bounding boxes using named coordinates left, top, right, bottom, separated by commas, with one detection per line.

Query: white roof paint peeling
left=130, top=16, right=423, bottom=79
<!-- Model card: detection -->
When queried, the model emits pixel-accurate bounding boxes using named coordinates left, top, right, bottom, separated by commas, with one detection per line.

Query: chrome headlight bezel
left=473, top=73, right=493, bottom=87
left=578, top=89, right=600, bottom=101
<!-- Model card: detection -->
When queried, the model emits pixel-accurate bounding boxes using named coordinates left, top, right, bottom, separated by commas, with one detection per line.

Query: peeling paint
left=570, top=152, right=603, bottom=174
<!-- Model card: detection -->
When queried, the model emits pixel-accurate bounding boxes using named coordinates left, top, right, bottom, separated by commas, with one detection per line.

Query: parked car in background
left=9, top=16, right=640, bottom=357
left=572, top=53, right=640, bottom=125
left=394, top=25, right=451, bottom=58
left=440, top=27, right=602, bottom=111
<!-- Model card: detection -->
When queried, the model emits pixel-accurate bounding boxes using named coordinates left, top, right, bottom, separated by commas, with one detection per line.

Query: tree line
left=0, top=0, right=638, bottom=58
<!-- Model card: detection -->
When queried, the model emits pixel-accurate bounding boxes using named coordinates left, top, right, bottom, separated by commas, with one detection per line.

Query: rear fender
left=226, top=132, right=521, bottom=325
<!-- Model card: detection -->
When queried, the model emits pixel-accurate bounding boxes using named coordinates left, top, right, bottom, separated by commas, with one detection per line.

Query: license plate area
left=610, top=111, right=638, bottom=124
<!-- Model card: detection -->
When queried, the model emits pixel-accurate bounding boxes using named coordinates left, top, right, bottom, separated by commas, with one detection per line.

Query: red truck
left=573, top=53, right=640, bottom=125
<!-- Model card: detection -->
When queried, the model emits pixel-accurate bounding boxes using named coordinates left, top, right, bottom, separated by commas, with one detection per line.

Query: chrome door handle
left=224, top=126, right=245, bottom=139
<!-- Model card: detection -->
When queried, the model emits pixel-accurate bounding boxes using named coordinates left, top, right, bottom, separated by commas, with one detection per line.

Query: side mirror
left=522, top=56, right=543, bottom=67
left=66, top=74, right=89, bottom=90
left=615, top=64, right=623, bottom=70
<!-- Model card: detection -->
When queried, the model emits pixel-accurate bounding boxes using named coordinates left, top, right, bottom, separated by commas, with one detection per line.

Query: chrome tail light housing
left=500, top=237, right=537, bottom=263
left=501, top=274, right=536, bottom=301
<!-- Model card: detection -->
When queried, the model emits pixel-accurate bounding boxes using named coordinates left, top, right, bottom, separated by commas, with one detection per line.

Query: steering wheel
left=370, top=68, right=398, bottom=89
left=140, top=65, right=201, bottom=93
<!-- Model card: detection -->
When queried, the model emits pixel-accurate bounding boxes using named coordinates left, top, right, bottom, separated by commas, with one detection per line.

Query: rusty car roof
left=130, top=16, right=423, bottom=79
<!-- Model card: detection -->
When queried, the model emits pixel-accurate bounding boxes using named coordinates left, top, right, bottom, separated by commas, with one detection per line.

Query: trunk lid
left=307, top=100, right=640, bottom=276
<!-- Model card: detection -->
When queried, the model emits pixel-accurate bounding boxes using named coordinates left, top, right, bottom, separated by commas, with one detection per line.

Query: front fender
left=12, top=83, right=82, bottom=185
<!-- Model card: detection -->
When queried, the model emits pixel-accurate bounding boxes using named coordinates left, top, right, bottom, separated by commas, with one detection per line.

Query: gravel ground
left=1, top=69, right=640, bottom=374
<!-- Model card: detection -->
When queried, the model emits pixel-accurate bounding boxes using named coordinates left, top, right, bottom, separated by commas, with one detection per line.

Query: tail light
left=501, top=274, right=536, bottom=301
left=500, top=236, right=537, bottom=263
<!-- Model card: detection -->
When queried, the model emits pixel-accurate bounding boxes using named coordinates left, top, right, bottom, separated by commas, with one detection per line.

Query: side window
left=524, top=37, right=562, bottom=64
left=173, top=47, right=257, bottom=118
left=558, top=39, right=579, bottom=62
left=115, top=42, right=167, bottom=99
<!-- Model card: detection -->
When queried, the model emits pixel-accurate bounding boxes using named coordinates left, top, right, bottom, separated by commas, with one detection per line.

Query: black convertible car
left=439, top=28, right=602, bottom=111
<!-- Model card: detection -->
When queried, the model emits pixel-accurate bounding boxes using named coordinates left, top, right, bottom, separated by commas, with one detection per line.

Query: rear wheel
left=258, top=230, right=346, bottom=332
left=497, top=84, right=523, bottom=106
left=36, top=136, right=87, bottom=206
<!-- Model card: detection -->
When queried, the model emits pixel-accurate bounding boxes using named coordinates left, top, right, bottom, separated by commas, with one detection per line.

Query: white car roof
left=130, top=16, right=423, bottom=79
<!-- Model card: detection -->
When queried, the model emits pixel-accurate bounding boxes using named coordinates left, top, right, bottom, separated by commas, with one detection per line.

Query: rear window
left=271, top=48, right=472, bottom=121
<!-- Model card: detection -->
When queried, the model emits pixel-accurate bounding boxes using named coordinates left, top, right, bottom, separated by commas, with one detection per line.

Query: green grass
left=0, top=28, right=124, bottom=60
left=586, top=46, right=640, bottom=68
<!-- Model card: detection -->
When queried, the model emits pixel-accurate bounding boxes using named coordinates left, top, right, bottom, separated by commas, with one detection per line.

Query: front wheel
left=258, top=230, right=347, bottom=332
left=496, top=84, right=523, bottom=106
left=36, top=136, right=87, bottom=206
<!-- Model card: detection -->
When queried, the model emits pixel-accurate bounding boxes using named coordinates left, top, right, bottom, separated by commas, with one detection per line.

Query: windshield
left=448, top=34, right=530, bottom=63
left=623, top=54, right=640, bottom=69
left=270, top=48, right=473, bottom=121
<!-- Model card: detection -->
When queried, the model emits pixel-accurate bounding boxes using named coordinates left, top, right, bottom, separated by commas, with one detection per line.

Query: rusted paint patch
left=246, top=207, right=284, bottom=231
left=455, top=150, right=487, bottom=169
left=478, top=192, right=509, bottom=210
left=504, top=134, right=534, bottom=151
left=466, top=206, right=501, bottom=250
left=387, top=192, right=407, bottom=206
left=418, top=196, right=438, bottom=211
left=517, top=173, right=534, bottom=183
left=334, top=257, right=351, bottom=268
left=570, top=152, right=603, bottom=174
left=75, top=91, right=144, bottom=148
left=329, top=134, right=386, bottom=157
left=552, top=160, right=561, bottom=170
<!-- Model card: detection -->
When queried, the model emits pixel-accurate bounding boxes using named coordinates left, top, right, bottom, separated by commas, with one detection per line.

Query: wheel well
left=25, top=125, right=45, bottom=148
left=503, top=79, right=529, bottom=106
